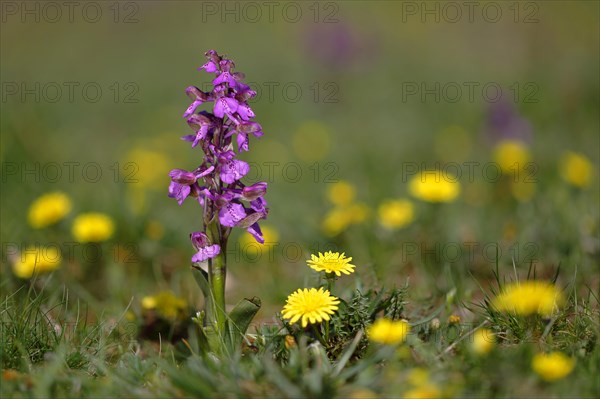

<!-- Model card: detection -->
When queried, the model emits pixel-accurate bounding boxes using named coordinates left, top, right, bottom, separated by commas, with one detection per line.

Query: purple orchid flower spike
left=172, top=53, right=269, bottom=284
left=214, top=97, right=239, bottom=119
left=185, top=113, right=214, bottom=148
left=218, top=202, right=247, bottom=227
left=183, top=86, right=211, bottom=118
left=247, top=223, right=264, bottom=244
left=169, top=168, right=197, bottom=185
left=236, top=103, right=255, bottom=120
left=170, top=49, right=269, bottom=343
left=220, top=159, right=249, bottom=184
left=242, top=182, right=267, bottom=201
left=234, top=83, right=257, bottom=101
left=190, top=231, right=221, bottom=263
left=199, top=50, right=220, bottom=73
left=216, top=150, right=250, bottom=184
left=168, top=181, right=192, bottom=205
left=234, top=122, right=263, bottom=152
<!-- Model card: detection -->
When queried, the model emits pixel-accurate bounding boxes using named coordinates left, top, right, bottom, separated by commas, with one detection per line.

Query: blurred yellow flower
left=493, top=139, right=530, bottom=172
left=27, top=192, right=72, bottom=229
left=124, top=148, right=170, bottom=191
left=448, top=314, right=461, bottom=324
left=327, top=181, right=356, bottom=206
left=282, top=287, right=340, bottom=328
left=307, top=251, right=355, bottom=276
left=510, top=180, right=536, bottom=202
left=408, top=171, right=460, bottom=203
left=471, top=328, right=495, bottom=355
left=322, top=203, right=370, bottom=237
left=292, top=120, right=331, bottom=162
left=367, top=319, right=410, bottom=345
left=532, top=352, right=575, bottom=382
left=322, top=207, right=352, bottom=236
left=404, top=385, right=441, bottom=399
left=142, top=291, right=187, bottom=320
left=378, top=199, right=414, bottom=230
left=12, top=246, right=61, bottom=278
left=492, top=281, right=563, bottom=317
left=559, top=151, right=594, bottom=188
left=72, top=213, right=115, bottom=242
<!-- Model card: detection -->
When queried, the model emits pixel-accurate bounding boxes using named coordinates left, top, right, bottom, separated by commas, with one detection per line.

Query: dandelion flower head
left=12, top=246, right=61, bottom=279
left=367, top=318, right=410, bottom=345
left=409, top=171, right=460, bottom=203
left=378, top=199, right=414, bottom=230
left=327, top=180, right=357, bottom=206
left=493, top=139, right=530, bottom=172
left=532, top=352, right=575, bottom=382
left=72, top=213, right=115, bottom=243
left=28, top=192, right=72, bottom=229
left=559, top=151, right=594, bottom=188
left=471, top=328, right=495, bottom=355
left=282, top=287, right=340, bottom=328
left=142, top=291, right=188, bottom=321
left=492, top=281, right=563, bottom=317
left=307, top=251, right=355, bottom=276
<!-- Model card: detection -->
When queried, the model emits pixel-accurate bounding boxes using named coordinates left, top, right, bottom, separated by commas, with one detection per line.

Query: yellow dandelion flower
left=282, top=287, right=340, bottom=328
left=141, top=291, right=187, bottom=321
left=448, top=315, right=461, bottom=324
left=12, top=246, right=61, bottom=279
left=141, top=296, right=157, bottom=309
left=322, top=204, right=369, bottom=237
left=493, top=139, right=530, bottom=172
left=27, top=192, right=72, bottom=229
left=327, top=181, right=356, bottom=206
left=492, top=281, right=564, bottom=317
left=367, top=318, right=410, bottom=345
left=408, top=171, right=460, bottom=203
left=378, top=199, right=414, bottom=230
left=322, top=207, right=353, bottom=236
left=471, top=328, right=495, bottom=355
left=307, top=251, right=355, bottom=276
left=72, top=213, right=115, bottom=243
left=404, top=385, right=441, bottom=399
left=532, top=352, right=575, bottom=382
left=559, top=151, right=594, bottom=188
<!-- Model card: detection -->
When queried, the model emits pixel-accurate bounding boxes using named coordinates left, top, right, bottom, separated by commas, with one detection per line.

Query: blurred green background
left=1, top=1, right=598, bottom=318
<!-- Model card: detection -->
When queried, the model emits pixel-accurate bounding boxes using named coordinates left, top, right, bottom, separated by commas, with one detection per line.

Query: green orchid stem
left=209, top=252, right=227, bottom=333
left=207, top=221, right=227, bottom=338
